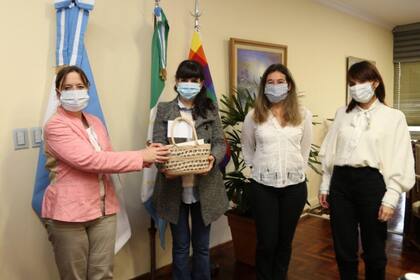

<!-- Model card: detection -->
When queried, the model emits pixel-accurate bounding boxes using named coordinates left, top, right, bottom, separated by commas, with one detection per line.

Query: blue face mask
left=264, top=83, right=289, bottom=103
left=177, top=82, right=201, bottom=100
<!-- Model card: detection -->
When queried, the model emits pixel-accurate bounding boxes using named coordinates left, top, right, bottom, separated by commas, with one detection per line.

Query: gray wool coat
left=152, top=98, right=229, bottom=226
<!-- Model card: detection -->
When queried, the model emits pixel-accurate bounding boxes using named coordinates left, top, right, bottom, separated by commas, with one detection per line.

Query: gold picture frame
left=229, top=38, right=287, bottom=97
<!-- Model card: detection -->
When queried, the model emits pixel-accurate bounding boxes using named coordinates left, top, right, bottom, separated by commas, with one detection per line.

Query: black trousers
left=251, top=180, right=307, bottom=280
left=329, top=166, right=387, bottom=280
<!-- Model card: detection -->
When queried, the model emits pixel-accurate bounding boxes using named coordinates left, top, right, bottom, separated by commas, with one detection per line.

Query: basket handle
left=170, top=116, right=199, bottom=145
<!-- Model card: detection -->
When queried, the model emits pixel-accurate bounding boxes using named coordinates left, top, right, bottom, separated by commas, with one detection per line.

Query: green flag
left=141, top=5, right=169, bottom=249
left=150, top=6, right=169, bottom=109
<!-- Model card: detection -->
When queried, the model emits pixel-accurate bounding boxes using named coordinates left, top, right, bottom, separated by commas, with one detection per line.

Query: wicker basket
left=163, top=117, right=211, bottom=176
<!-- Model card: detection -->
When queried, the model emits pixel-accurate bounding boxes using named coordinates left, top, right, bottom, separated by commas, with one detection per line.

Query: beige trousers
left=45, top=215, right=116, bottom=280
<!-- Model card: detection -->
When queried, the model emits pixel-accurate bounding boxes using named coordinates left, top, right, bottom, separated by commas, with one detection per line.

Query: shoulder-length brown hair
left=253, top=63, right=302, bottom=126
left=346, top=61, right=386, bottom=113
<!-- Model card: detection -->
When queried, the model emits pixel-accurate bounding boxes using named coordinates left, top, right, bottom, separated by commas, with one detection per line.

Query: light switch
left=17, top=131, right=25, bottom=145
left=31, top=127, right=43, bottom=147
left=13, top=128, right=29, bottom=150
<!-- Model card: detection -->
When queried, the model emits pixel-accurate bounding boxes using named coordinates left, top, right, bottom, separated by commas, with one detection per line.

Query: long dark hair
left=254, top=63, right=302, bottom=125
left=346, top=61, right=386, bottom=113
left=174, top=60, right=215, bottom=119
left=55, top=65, right=90, bottom=90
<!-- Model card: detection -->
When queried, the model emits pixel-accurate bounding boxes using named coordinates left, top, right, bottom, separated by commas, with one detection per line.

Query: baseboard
left=301, top=197, right=330, bottom=219
left=307, top=196, right=321, bottom=210
left=131, top=241, right=233, bottom=279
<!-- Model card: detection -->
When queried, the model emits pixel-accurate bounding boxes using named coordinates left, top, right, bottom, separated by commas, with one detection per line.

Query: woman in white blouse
left=319, top=61, right=415, bottom=280
left=241, top=63, right=312, bottom=280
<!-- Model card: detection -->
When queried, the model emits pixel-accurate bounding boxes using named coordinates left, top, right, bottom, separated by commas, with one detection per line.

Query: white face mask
left=349, top=82, right=375, bottom=103
left=59, top=89, right=90, bottom=112
left=264, top=83, right=289, bottom=103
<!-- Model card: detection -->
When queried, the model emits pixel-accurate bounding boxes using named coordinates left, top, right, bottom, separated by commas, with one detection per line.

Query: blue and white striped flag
left=32, top=0, right=131, bottom=253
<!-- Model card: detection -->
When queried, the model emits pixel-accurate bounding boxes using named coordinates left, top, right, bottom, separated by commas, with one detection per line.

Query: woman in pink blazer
left=42, top=66, right=169, bottom=280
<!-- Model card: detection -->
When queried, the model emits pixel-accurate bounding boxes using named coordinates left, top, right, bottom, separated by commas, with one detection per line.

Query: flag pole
left=148, top=217, right=156, bottom=279
left=148, top=4, right=160, bottom=280
left=191, top=0, right=201, bottom=32
left=190, top=1, right=220, bottom=276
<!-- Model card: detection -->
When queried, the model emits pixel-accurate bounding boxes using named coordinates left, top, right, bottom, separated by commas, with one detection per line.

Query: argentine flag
left=32, top=0, right=131, bottom=253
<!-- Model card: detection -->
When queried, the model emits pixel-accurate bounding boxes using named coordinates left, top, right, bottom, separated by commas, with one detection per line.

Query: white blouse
left=319, top=100, right=415, bottom=208
left=177, top=99, right=199, bottom=204
left=241, top=108, right=312, bottom=188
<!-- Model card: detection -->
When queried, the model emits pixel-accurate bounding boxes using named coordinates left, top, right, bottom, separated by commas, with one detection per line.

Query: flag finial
left=191, top=0, right=201, bottom=32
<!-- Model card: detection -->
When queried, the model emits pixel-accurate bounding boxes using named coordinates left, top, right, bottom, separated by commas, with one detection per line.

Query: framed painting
left=229, top=38, right=287, bottom=100
left=346, top=56, right=376, bottom=104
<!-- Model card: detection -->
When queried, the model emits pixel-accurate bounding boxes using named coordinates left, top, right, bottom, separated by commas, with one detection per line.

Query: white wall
left=0, top=0, right=393, bottom=279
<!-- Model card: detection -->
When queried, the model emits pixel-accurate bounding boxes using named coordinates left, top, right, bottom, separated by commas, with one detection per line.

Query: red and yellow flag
left=188, top=31, right=231, bottom=169
left=188, top=31, right=216, bottom=102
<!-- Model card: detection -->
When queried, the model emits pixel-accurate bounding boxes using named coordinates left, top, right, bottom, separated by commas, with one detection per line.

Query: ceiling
left=313, top=0, right=420, bottom=29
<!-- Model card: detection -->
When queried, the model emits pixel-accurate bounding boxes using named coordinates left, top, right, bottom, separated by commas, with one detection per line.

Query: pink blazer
left=42, top=107, right=145, bottom=222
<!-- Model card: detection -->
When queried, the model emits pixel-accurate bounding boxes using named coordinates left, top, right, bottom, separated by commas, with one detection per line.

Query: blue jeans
left=170, top=202, right=211, bottom=280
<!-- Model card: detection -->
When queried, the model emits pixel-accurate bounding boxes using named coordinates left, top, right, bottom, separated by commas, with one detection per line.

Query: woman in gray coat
left=153, top=60, right=229, bottom=280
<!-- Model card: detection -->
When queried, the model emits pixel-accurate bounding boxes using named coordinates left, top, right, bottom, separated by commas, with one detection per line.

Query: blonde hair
left=253, top=64, right=302, bottom=126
